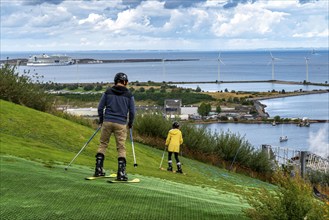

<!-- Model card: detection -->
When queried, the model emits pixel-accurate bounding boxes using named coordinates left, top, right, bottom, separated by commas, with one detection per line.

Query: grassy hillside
left=0, top=100, right=273, bottom=219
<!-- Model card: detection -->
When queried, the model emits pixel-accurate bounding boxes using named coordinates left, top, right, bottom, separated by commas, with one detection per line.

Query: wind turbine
left=76, top=59, right=80, bottom=86
left=217, top=52, right=225, bottom=83
left=162, top=57, right=166, bottom=82
left=304, top=56, right=310, bottom=82
left=269, top=52, right=279, bottom=81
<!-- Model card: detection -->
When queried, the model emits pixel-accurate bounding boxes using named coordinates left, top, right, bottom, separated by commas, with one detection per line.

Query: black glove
left=128, top=122, right=133, bottom=129
left=98, top=116, right=103, bottom=125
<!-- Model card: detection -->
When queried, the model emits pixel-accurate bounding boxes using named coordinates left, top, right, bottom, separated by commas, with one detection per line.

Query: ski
left=85, top=173, right=117, bottom=180
left=108, top=178, right=140, bottom=183
left=160, top=167, right=187, bottom=175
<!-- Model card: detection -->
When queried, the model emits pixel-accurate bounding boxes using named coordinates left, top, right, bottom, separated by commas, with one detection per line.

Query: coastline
left=1, top=58, right=199, bottom=66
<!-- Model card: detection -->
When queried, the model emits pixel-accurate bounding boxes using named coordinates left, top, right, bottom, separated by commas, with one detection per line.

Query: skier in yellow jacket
left=165, top=121, right=183, bottom=173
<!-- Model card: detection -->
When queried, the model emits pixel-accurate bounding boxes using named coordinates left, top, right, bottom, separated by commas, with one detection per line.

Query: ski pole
left=159, top=146, right=167, bottom=169
left=229, top=146, right=241, bottom=171
left=65, top=126, right=101, bottom=171
left=129, top=128, right=138, bottom=167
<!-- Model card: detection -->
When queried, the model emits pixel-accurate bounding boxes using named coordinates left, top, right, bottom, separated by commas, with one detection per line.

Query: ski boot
left=167, top=160, right=173, bottom=172
left=94, top=153, right=106, bottom=177
left=176, top=162, right=183, bottom=174
left=116, top=157, right=128, bottom=181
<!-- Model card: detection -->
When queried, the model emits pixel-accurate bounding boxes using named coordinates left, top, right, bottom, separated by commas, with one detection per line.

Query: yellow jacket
left=165, top=129, right=183, bottom=153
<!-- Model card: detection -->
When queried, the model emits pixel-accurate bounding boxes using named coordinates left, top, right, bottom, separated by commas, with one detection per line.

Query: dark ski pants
left=168, top=152, right=180, bottom=164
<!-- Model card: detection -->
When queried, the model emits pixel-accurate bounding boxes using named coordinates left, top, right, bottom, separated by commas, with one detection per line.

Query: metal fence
left=261, top=144, right=329, bottom=175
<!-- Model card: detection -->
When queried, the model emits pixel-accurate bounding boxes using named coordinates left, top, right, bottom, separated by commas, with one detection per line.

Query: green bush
left=55, top=93, right=102, bottom=102
left=133, top=114, right=272, bottom=174
left=181, top=124, right=216, bottom=153
left=133, top=91, right=215, bottom=105
left=83, top=84, right=94, bottom=91
left=134, top=112, right=170, bottom=140
left=95, top=84, right=103, bottom=91
left=67, top=84, right=79, bottom=90
left=146, top=87, right=155, bottom=93
left=214, top=130, right=254, bottom=163
left=0, top=64, right=52, bottom=111
left=307, top=170, right=329, bottom=187
left=244, top=171, right=329, bottom=220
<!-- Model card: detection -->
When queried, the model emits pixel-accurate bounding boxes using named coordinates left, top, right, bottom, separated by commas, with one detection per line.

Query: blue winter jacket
left=98, top=85, right=135, bottom=126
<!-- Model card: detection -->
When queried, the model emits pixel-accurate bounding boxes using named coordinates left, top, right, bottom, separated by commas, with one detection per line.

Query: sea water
left=3, top=50, right=329, bottom=84
left=202, top=122, right=328, bottom=157
left=2, top=50, right=328, bottom=151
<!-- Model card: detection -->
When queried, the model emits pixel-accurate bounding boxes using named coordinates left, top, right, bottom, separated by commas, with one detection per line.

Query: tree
left=216, top=103, right=221, bottom=113
left=274, top=115, right=281, bottom=122
left=67, top=84, right=79, bottom=90
left=95, top=84, right=102, bottom=91
left=196, top=86, right=201, bottom=92
left=146, top=87, right=155, bottom=93
left=83, top=84, right=94, bottom=91
left=198, top=102, right=211, bottom=118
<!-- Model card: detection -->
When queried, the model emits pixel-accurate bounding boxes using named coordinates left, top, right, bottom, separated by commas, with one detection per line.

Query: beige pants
left=97, top=122, right=127, bottom=158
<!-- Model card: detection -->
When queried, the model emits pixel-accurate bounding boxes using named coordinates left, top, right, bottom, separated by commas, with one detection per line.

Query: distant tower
left=269, top=52, right=279, bottom=81
left=162, top=58, right=166, bottom=82
left=217, top=52, right=225, bottom=82
left=304, top=57, right=310, bottom=82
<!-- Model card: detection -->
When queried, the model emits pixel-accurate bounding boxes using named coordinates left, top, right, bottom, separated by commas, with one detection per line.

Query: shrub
left=214, top=131, right=254, bottom=164
left=95, top=84, right=103, bottom=91
left=181, top=124, right=216, bottom=153
left=133, top=112, right=170, bottom=140
left=55, top=93, right=102, bottom=102
left=244, top=171, right=329, bottom=220
left=0, top=64, right=52, bottom=111
left=307, top=170, right=329, bottom=187
left=67, top=84, right=79, bottom=90
left=133, top=114, right=272, bottom=174
left=132, top=91, right=215, bottom=105
left=83, top=84, right=94, bottom=91
left=146, top=87, right=155, bottom=93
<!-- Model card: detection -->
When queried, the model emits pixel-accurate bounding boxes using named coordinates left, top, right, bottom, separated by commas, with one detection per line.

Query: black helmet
left=172, top=121, right=180, bottom=128
left=114, top=72, right=128, bottom=84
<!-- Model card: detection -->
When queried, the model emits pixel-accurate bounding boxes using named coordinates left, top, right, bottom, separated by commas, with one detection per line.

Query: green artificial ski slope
left=0, top=100, right=273, bottom=219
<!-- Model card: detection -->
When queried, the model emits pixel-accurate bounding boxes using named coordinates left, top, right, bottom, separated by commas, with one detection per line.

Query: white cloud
left=1, top=0, right=328, bottom=51
left=80, top=37, right=90, bottom=46
left=212, top=3, right=288, bottom=37
left=292, top=15, right=329, bottom=38
left=78, top=13, right=104, bottom=25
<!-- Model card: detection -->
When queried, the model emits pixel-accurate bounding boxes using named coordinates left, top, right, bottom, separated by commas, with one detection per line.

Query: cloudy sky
left=1, top=0, right=328, bottom=51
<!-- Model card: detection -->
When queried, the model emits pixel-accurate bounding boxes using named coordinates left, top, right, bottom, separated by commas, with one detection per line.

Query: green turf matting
left=0, top=155, right=250, bottom=220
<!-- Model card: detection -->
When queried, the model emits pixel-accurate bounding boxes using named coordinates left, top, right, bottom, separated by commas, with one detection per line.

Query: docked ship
left=27, top=54, right=73, bottom=66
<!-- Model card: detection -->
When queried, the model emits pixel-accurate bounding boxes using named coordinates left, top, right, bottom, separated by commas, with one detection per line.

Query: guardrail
left=261, top=144, right=329, bottom=175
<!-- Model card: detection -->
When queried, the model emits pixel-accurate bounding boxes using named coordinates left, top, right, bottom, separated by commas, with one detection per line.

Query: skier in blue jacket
left=94, top=72, right=135, bottom=181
